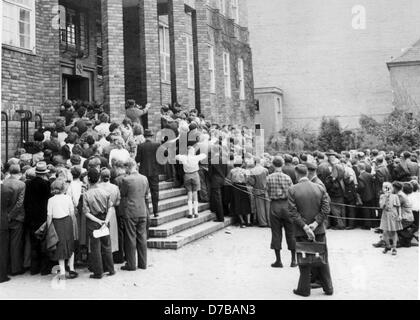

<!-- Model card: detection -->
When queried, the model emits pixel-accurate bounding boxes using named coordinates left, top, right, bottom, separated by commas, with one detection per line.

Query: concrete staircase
left=147, top=175, right=233, bottom=249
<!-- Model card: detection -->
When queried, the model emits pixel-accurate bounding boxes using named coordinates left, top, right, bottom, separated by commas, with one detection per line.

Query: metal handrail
left=34, top=113, right=43, bottom=130
left=1, top=111, right=9, bottom=161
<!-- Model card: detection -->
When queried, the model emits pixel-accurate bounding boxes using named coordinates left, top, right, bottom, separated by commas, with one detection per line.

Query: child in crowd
left=379, top=182, right=402, bottom=255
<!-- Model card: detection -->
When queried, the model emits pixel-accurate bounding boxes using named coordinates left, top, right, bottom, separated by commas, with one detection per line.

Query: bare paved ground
left=0, top=228, right=418, bottom=300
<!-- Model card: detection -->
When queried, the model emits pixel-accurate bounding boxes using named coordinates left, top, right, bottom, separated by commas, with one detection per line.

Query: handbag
left=296, top=241, right=327, bottom=267
left=93, top=224, right=110, bottom=239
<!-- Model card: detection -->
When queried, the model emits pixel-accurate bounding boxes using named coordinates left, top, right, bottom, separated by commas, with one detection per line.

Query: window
left=96, top=21, right=103, bottom=81
left=238, top=58, right=245, bottom=100
left=223, top=51, right=231, bottom=98
left=218, top=0, right=226, bottom=15
left=159, top=23, right=171, bottom=82
left=186, top=34, right=195, bottom=89
left=208, top=45, right=215, bottom=94
left=276, top=98, right=282, bottom=113
left=231, top=0, right=239, bottom=23
left=59, top=6, right=88, bottom=51
left=2, top=0, right=35, bottom=51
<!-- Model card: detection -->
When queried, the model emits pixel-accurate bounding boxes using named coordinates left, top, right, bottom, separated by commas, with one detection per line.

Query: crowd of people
left=1, top=98, right=419, bottom=295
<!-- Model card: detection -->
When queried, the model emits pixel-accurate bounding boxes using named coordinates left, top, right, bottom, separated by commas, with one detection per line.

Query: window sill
left=2, top=44, right=36, bottom=56
left=161, top=80, right=171, bottom=85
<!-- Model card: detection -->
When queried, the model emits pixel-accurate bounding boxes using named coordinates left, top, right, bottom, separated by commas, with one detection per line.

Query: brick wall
left=1, top=0, right=60, bottom=161
left=101, top=0, right=126, bottom=123
left=248, top=0, right=420, bottom=131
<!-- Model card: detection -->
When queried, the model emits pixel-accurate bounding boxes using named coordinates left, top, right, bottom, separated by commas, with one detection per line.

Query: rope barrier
left=221, top=177, right=386, bottom=222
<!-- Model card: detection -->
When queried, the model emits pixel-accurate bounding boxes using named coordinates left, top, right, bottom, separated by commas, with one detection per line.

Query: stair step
left=149, top=210, right=215, bottom=238
left=147, top=217, right=233, bottom=249
left=159, top=174, right=167, bottom=182
left=150, top=202, right=210, bottom=227
left=158, top=188, right=186, bottom=201
left=148, top=195, right=188, bottom=213
left=159, top=181, right=175, bottom=191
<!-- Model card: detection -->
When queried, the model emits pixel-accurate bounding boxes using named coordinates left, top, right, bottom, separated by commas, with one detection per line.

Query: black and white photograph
left=0, top=0, right=419, bottom=305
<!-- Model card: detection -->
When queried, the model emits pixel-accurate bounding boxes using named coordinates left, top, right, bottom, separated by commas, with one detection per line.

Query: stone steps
left=148, top=210, right=215, bottom=238
left=158, top=188, right=186, bottom=201
left=150, top=202, right=210, bottom=227
left=147, top=217, right=233, bottom=249
left=145, top=179, right=232, bottom=249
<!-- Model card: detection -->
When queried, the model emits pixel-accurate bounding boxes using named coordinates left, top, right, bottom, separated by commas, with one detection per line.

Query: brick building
left=1, top=0, right=254, bottom=161
left=248, top=0, right=420, bottom=134
left=387, top=38, right=420, bottom=117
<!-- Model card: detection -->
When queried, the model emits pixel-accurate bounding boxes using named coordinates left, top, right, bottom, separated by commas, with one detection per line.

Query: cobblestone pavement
left=0, top=227, right=418, bottom=300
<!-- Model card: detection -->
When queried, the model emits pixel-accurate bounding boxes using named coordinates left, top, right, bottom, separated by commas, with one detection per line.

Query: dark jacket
left=120, top=172, right=150, bottom=219
left=325, top=176, right=345, bottom=199
left=374, top=164, right=391, bottom=198
left=394, top=160, right=412, bottom=182
left=282, top=164, right=297, bottom=184
left=288, top=178, right=330, bottom=237
left=136, top=140, right=161, bottom=177
left=1, top=177, right=26, bottom=223
left=209, top=164, right=228, bottom=188
left=24, top=177, right=51, bottom=230
left=357, top=171, right=375, bottom=202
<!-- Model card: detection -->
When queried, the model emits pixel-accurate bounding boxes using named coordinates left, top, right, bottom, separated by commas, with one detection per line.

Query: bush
left=318, top=117, right=343, bottom=151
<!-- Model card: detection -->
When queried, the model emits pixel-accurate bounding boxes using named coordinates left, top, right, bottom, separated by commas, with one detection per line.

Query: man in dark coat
left=136, top=129, right=160, bottom=217
left=288, top=164, right=333, bottom=297
left=1, top=164, right=26, bottom=276
left=208, top=146, right=228, bottom=222
left=282, top=154, right=297, bottom=184
left=120, top=160, right=150, bottom=271
left=24, top=162, right=52, bottom=275
left=0, top=177, right=10, bottom=283
left=357, top=162, right=376, bottom=229
left=394, top=152, right=412, bottom=182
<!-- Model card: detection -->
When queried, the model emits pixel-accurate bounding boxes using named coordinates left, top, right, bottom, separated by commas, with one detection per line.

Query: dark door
left=64, top=75, right=90, bottom=101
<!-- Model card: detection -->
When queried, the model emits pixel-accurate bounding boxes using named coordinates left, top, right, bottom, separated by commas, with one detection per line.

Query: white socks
left=188, top=200, right=193, bottom=217
left=194, top=202, right=199, bottom=216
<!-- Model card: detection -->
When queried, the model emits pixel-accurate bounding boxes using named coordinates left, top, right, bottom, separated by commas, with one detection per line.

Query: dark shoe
left=332, top=226, right=345, bottom=230
left=383, top=247, right=391, bottom=254
left=345, top=227, right=355, bottom=230
left=121, top=265, right=136, bottom=271
left=361, top=226, right=371, bottom=230
left=154, top=214, right=159, bottom=218
left=373, top=241, right=386, bottom=248
left=391, top=249, right=397, bottom=256
left=290, top=261, right=298, bottom=268
left=11, top=270, right=26, bottom=276
left=240, top=224, right=246, bottom=228
left=0, top=277, right=11, bottom=283
left=67, top=271, right=78, bottom=279
left=89, top=274, right=103, bottom=279
left=138, top=266, right=147, bottom=270
left=324, top=289, right=334, bottom=296
left=271, top=261, right=283, bottom=268
left=40, top=270, right=51, bottom=276
left=293, top=289, right=310, bottom=297
left=374, top=228, right=383, bottom=234
left=107, top=271, right=116, bottom=276
left=187, top=215, right=193, bottom=219
left=311, top=282, right=322, bottom=289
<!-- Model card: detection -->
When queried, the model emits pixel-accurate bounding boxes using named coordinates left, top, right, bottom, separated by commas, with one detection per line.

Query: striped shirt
left=267, top=170, right=293, bottom=200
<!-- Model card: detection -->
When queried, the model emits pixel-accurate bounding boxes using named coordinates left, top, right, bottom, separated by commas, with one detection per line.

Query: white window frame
left=2, top=0, right=36, bottom=52
left=238, top=58, right=245, bottom=100
left=208, top=44, right=216, bottom=94
left=159, top=22, right=171, bottom=83
left=186, top=34, right=195, bottom=89
left=231, top=0, right=239, bottom=23
left=223, top=51, right=231, bottom=98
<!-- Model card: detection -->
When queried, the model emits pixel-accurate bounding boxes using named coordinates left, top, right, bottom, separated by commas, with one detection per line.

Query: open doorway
left=62, top=75, right=91, bottom=101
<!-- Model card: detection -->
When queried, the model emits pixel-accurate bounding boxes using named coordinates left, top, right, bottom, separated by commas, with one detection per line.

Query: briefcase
left=296, top=241, right=327, bottom=267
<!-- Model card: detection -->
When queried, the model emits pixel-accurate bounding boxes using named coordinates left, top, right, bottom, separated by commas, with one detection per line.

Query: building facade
left=254, top=87, right=284, bottom=140
left=387, top=38, right=420, bottom=117
left=247, top=0, right=420, bottom=133
left=1, top=0, right=255, bottom=161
